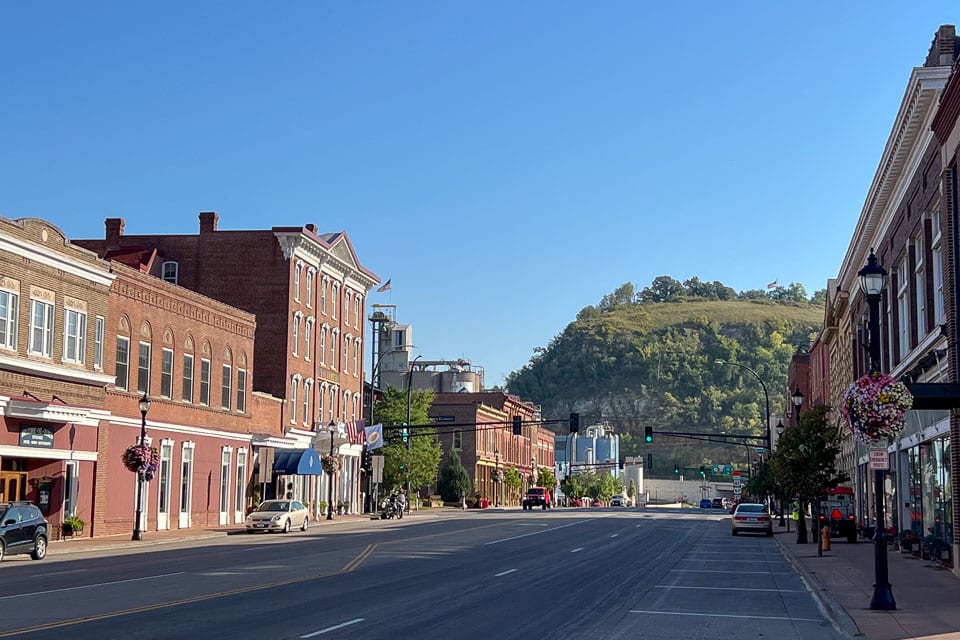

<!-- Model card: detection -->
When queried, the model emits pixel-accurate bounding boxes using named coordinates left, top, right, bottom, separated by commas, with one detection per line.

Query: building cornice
left=0, top=231, right=114, bottom=288
left=0, top=353, right=115, bottom=388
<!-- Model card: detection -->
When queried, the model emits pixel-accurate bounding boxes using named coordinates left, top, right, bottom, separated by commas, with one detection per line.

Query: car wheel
left=283, top=519, right=291, bottom=533
left=31, top=535, right=47, bottom=560
left=246, top=529, right=255, bottom=534
left=0, top=540, right=5, bottom=562
left=301, top=516, right=308, bottom=532
left=732, top=529, right=738, bottom=536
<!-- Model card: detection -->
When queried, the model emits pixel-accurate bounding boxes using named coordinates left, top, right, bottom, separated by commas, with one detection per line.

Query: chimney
left=199, top=211, right=219, bottom=234
left=105, top=218, right=125, bottom=244
left=305, top=223, right=318, bottom=233
left=925, top=24, right=959, bottom=67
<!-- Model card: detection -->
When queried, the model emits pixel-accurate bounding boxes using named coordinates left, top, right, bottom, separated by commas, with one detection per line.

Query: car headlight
left=272, top=514, right=282, bottom=522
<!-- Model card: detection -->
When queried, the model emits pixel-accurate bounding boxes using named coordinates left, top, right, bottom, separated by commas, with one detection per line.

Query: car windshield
left=736, top=504, right=766, bottom=513
left=257, top=502, right=289, bottom=512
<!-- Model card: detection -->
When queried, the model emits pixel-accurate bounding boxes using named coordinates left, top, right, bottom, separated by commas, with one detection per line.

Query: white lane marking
left=671, top=569, right=794, bottom=575
left=495, top=569, right=517, bottom=577
left=301, top=618, right=365, bottom=638
left=610, top=534, right=619, bottom=538
left=571, top=547, right=584, bottom=553
left=30, top=569, right=86, bottom=577
left=630, top=610, right=820, bottom=622
left=198, top=572, right=244, bottom=576
left=677, top=559, right=776, bottom=563
left=0, top=572, right=185, bottom=600
left=655, top=585, right=805, bottom=593
left=485, top=517, right=599, bottom=545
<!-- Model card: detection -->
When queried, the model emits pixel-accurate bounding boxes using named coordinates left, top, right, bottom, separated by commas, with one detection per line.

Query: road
left=0, top=507, right=845, bottom=639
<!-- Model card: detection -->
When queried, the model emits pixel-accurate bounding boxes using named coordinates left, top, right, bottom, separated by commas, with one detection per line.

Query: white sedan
left=245, top=500, right=309, bottom=533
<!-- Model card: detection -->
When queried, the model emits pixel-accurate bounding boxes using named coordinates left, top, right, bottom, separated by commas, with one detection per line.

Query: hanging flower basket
left=121, top=444, right=160, bottom=480
left=321, top=455, right=340, bottom=475
left=841, top=373, right=913, bottom=444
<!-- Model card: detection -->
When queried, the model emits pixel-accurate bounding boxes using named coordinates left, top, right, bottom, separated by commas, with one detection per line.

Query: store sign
left=19, top=425, right=54, bottom=449
left=869, top=449, right=889, bottom=470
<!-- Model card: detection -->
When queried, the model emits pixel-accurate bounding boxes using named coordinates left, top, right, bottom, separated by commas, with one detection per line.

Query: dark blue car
left=699, top=499, right=713, bottom=508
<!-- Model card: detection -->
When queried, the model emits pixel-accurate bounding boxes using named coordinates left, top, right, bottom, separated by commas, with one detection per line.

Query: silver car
left=731, top=503, right=773, bottom=536
left=245, top=499, right=310, bottom=533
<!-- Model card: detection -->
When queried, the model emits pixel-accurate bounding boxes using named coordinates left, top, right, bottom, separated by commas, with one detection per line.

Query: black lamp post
left=791, top=387, right=805, bottom=425
left=776, top=419, right=786, bottom=527
left=132, top=393, right=151, bottom=541
left=404, top=354, right=422, bottom=512
left=859, top=249, right=896, bottom=610
left=327, top=419, right=337, bottom=521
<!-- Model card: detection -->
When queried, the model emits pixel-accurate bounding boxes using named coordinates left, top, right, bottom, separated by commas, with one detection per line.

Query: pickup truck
left=522, top=487, right=551, bottom=510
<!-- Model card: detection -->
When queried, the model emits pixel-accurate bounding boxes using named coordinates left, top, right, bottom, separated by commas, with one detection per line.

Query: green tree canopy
left=437, top=452, right=471, bottom=502
left=373, top=386, right=442, bottom=494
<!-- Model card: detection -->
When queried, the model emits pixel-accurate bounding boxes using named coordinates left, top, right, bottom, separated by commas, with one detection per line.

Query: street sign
left=869, top=449, right=889, bottom=470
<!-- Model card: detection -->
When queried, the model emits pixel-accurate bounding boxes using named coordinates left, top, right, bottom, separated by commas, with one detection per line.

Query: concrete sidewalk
left=774, top=522, right=960, bottom=640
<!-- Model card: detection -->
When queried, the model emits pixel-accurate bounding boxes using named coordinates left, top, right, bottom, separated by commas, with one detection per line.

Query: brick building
left=76, top=212, right=381, bottom=515
left=0, top=217, right=114, bottom=534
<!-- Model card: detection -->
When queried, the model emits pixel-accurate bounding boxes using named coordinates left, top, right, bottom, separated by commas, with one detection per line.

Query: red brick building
left=76, top=213, right=381, bottom=515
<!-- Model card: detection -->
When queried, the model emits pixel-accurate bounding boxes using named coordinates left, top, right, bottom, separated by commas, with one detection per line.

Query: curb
left=48, top=531, right=232, bottom=556
left=773, top=533, right=862, bottom=638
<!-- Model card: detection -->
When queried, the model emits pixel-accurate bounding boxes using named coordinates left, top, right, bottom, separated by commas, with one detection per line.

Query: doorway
left=0, top=472, right=27, bottom=502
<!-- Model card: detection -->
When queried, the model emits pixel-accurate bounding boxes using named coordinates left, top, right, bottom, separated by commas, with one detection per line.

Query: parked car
left=245, top=500, right=310, bottom=533
left=0, top=502, right=48, bottom=561
left=610, top=495, right=626, bottom=507
left=731, top=503, right=773, bottom=536
left=699, top=499, right=713, bottom=509
left=712, top=497, right=724, bottom=508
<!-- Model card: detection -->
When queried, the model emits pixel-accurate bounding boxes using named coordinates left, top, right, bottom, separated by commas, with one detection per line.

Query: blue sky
left=1, top=2, right=956, bottom=386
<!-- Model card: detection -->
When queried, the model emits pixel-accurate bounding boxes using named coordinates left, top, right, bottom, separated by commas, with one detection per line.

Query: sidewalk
left=774, top=522, right=960, bottom=640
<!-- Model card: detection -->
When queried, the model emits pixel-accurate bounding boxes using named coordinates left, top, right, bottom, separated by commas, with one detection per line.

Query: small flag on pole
left=364, top=424, right=384, bottom=450
left=346, top=419, right=367, bottom=445
left=766, top=280, right=778, bottom=289
left=376, top=279, right=391, bottom=293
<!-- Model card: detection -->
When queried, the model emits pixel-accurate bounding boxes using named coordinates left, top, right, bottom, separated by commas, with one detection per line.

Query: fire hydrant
left=821, top=525, right=831, bottom=551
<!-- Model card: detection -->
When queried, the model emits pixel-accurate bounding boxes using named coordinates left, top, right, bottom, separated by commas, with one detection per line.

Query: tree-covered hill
left=505, top=279, right=824, bottom=476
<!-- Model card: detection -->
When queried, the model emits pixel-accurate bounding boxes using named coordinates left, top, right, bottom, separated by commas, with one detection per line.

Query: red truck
left=820, top=486, right=857, bottom=543
left=522, top=487, right=551, bottom=510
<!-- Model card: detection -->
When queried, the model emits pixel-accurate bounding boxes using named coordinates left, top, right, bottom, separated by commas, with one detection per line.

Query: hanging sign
left=869, top=449, right=889, bottom=470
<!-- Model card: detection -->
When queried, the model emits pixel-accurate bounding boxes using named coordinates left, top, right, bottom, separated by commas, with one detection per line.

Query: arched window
left=290, top=375, right=301, bottom=423
left=292, top=311, right=302, bottom=357
left=293, top=260, right=303, bottom=302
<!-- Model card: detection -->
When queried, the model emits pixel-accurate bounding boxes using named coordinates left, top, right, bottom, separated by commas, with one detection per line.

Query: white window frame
left=304, top=318, right=313, bottom=361
left=332, top=284, right=339, bottom=319
left=179, top=442, right=195, bottom=528
left=63, top=460, right=78, bottom=517
left=290, top=375, right=300, bottom=423
left=116, top=335, right=130, bottom=390
left=355, top=295, right=362, bottom=329
left=306, top=269, right=315, bottom=308
left=331, top=328, right=339, bottom=370
left=933, top=212, right=945, bottom=324
left=219, top=447, right=232, bottom=525
left=915, top=236, right=926, bottom=341
left=453, top=429, right=462, bottom=451
left=321, top=276, right=328, bottom=315
left=182, top=353, right=194, bottom=403
left=353, top=338, right=360, bottom=376
left=94, top=315, right=104, bottom=369
left=302, top=379, right=312, bottom=426
left=138, top=341, right=151, bottom=394
left=292, top=312, right=301, bottom=357
left=343, top=389, right=350, bottom=421
left=293, top=260, right=303, bottom=303
left=328, top=385, right=337, bottom=422
left=235, top=448, right=247, bottom=523
left=29, top=298, right=54, bottom=358
left=157, top=439, right=174, bottom=530
left=236, top=368, right=247, bottom=413
left=897, top=261, right=910, bottom=358
left=222, top=363, right=232, bottom=410
left=344, top=290, right=352, bottom=326
left=0, top=289, right=18, bottom=352
left=318, top=382, right=327, bottom=420
left=319, top=325, right=327, bottom=365
left=160, top=348, right=174, bottom=399
left=200, top=358, right=211, bottom=406
left=62, top=307, right=86, bottom=364
left=162, top=261, right=179, bottom=285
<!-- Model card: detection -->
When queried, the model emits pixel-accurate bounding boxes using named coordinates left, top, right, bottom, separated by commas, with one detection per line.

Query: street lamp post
left=132, top=393, right=151, bottom=541
left=776, top=420, right=786, bottom=527
left=327, top=419, right=337, bottom=521
left=791, top=387, right=805, bottom=426
left=405, top=354, right=423, bottom=512
left=860, top=249, right=896, bottom=611
left=715, top=360, right=771, bottom=454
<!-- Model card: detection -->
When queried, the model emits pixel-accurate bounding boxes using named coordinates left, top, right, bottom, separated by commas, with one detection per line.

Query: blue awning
left=272, top=448, right=323, bottom=475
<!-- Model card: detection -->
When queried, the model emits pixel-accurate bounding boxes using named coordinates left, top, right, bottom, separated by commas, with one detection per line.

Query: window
left=328, top=386, right=336, bottom=421
left=933, top=212, right=945, bottom=324
left=94, top=316, right=104, bottom=369
left=160, top=348, right=174, bottom=398
left=138, top=342, right=151, bottom=393
left=0, top=289, right=18, bottom=351
left=293, top=261, right=302, bottom=302
left=62, top=307, right=86, bottom=364
left=64, top=461, right=78, bottom=517
left=162, top=261, right=179, bottom=285
left=355, top=295, right=362, bottom=329
left=302, top=379, right=311, bottom=426
left=345, top=291, right=352, bottom=326
left=235, top=449, right=247, bottom=518
left=115, top=336, right=130, bottom=390
left=343, top=390, right=350, bottom=421
left=320, top=277, right=328, bottom=315
left=453, top=429, right=463, bottom=450
left=222, top=364, right=232, bottom=410
left=304, top=318, right=313, bottom=361
left=182, top=353, right=194, bottom=403
left=353, top=339, right=359, bottom=376
left=292, top=312, right=301, bottom=357
left=290, top=376, right=299, bottom=423
left=318, top=383, right=326, bottom=419
left=29, top=299, right=54, bottom=357
left=219, top=448, right=232, bottom=519
left=200, top=359, right=211, bottom=405
left=319, top=326, right=327, bottom=365
left=332, top=284, right=338, bottom=318
left=306, top=270, right=314, bottom=308
left=915, top=236, right=926, bottom=341
left=236, top=368, right=247, bottom=413
left=331, top=330, right=339, bottom=369
left=897, top=261, right=910, bottom=357
left=158, top=441, right=173, bottom=523
left=180, top=444, right=194, bottom=516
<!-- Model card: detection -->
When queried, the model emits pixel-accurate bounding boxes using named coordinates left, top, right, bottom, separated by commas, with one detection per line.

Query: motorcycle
left=380, top=494, right=405, bottom=520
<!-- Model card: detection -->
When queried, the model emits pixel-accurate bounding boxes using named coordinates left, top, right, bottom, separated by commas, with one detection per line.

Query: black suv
left=0, top=502, right=48, bottom=562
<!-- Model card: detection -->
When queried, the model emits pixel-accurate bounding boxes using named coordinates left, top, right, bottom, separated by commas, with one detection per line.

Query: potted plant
left=62, top=516, right=85, bottom=537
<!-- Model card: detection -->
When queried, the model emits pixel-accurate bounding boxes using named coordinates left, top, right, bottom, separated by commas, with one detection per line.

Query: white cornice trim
left=0, top=234, right=114, bottom=287
left=108, top=414, right=256, bottom=443
left=0, top=445, right=97, bottom=461
left=0, top=353, right=115, bottom=387
left=274, top=232, right=378, bottom=291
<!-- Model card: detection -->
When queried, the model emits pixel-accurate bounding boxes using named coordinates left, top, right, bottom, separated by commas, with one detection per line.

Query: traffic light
left=644, top=426, right=653, bottom=443
left=674, top=463, right=680, bottom=475
left=569, top=412, right=580, bottom=433
left=402, top=424, right=408, bottom=443
left=699, top=465, right=706, bottom=477
left=512, top=415, right=522, bottom=435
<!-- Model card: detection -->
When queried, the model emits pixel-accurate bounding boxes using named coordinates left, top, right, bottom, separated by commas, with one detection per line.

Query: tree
left=536, top=467, right=557, bottom=490
left=627, top=479, right=636, bottom=502
left=810, top=289, right=827, bottom=305
left=504, top=466, right=522, bottom=505
left=560, top=473, right=590, bottom=501
left=437, top=452, right=471, bottom=503
left=769, top=405, right=848, bottom=544
left=373, top=386, right=443, bottom=494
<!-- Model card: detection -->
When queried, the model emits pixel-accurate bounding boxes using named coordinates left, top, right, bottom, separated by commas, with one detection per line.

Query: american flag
left=346, top=419, right=367, bottom=445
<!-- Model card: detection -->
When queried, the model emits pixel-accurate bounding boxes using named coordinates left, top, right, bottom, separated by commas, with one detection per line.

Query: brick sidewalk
left=774, top=523, right=960, bottom=640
